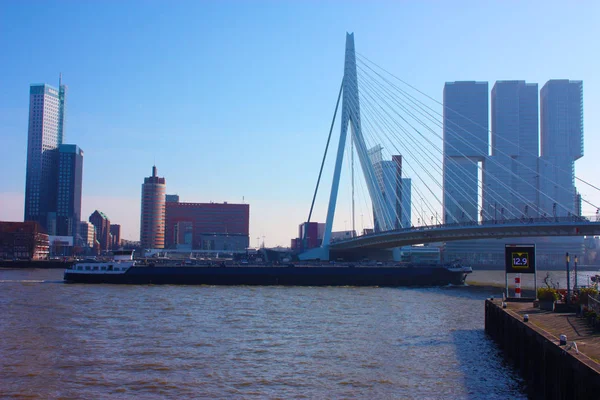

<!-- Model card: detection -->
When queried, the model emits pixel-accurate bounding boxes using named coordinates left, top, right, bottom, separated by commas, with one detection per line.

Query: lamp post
left=566, top=252, right=571, bottom=305
left=574, top=255, right=578, bottom=292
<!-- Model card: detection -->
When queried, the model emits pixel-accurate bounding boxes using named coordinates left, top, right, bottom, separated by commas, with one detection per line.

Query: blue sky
left=1, top=1, right=599, bottom=246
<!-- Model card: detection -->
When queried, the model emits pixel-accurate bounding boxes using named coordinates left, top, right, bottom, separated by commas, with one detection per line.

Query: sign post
left=505, top=244, right=536, bottom=300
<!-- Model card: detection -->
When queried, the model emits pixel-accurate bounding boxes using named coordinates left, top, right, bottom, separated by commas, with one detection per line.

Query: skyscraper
left=368, top=146, right=409, bottom=231
left=110, top=224, right=121, bottom=249
left=24, top=77, right=67, bottom=231
left=78, top=221, right=95, bottom=249
left=89, top=210, right=111, bottom=252
left=401, top=178, right=412, bottom=228
left=486, top=81, right=538, bottom=220
left=539, top=80, right=583, bottom=217
left=140, top=166, right=166, bottom=249
left=56, top=144, right=83, bottom=237
left=541, top=80, right=583, bottom=160
left=443, top=81, right=488, bottom=223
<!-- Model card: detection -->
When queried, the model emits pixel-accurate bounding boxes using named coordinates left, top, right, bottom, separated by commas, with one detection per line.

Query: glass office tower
left=443, top=81, right=488, bottom=223
left=56, top=144, right=83, bottom=237
left=24, top=77, right=67, bottom=231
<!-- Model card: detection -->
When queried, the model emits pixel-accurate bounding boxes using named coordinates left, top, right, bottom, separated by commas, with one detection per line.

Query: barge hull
left=64, top=266, right=468, bottom=286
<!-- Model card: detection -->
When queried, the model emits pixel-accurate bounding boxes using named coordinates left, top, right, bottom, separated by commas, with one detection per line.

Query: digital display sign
left=505, top=245, right=535, bottom=273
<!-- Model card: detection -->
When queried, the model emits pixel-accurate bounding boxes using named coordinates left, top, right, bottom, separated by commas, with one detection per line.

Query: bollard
left=560, top=334, right=567, bottom=346
left=523, top=314, right=529, bottom=322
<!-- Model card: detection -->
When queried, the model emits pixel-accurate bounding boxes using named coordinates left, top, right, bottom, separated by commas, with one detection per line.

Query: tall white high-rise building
left=485, top=81, right=538, bottom=220
left=443, top=81, right=488, bottom=223
left=539, top=80, right=583, bottom=217
left=24, top=77, right=67, bottom=231
left=140, top=165, right=166, bottom=249
left=368, top=146, right=410, bottom=230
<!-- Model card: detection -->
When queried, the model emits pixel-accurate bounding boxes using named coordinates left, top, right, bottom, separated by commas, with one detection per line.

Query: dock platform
left=485, top=299, right=600, bottom=398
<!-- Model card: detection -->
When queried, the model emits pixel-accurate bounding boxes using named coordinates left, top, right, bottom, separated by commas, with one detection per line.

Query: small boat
left=64, top=250, right=135, bottom=276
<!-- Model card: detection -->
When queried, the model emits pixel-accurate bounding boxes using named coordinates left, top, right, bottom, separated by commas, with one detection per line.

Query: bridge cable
left=356, top=52, right=599, bottom=211
left=356, top=69, right=525, bottom=223
left=356, top=56, right=592, bottom=215
left=306, top=79, right=343, bottom=229
left=346, top=86, right=446, bottom=226
left=357, top=64, right=532, bottom=220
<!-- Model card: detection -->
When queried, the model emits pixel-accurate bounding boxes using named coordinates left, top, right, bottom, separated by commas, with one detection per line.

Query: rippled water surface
left=0, top=269, right=527, bottom=399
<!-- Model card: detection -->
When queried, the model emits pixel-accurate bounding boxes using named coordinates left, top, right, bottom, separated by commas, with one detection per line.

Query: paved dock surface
left=492, top=299, right=600, bottom=371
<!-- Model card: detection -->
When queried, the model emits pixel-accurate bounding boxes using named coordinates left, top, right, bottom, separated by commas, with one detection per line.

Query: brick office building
left=165, top=201, right=249, bottom=251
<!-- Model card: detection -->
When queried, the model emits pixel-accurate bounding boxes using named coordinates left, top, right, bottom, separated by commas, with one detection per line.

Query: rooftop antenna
left=59, top=72, right=62, bottom=86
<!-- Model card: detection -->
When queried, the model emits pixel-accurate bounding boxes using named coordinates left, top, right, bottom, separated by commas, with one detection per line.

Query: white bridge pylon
left=300, top=33, right=390, bottom=261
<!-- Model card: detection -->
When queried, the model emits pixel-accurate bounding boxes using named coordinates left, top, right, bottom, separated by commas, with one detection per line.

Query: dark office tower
left=110, top=224, right=121, bottom=249
left=442, top=81, right=488, bottom=223
left=539, top=80, right=583, bottom=217
left=140, top=166, right=166, bottom=249
left=24, top=76, right=67, bottom=231
left=486, top=81, right=538, bottom=220
left=89, top=210, right=111, bottom=251
left=56, top=144, right=83, bottom=238
left=166, top=194, right=179, bottom=203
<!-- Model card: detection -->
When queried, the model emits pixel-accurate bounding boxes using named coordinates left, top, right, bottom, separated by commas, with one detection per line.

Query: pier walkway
left=491, top=299, right=600, bottom=371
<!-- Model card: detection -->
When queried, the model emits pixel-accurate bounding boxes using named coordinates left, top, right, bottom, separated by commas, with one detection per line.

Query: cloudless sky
left=1, top=1, right=599, bottom=246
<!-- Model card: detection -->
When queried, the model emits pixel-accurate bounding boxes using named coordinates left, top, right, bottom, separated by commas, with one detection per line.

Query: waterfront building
left=443, top=79, right=585, bottom=267
left=165, top=202, right=249, bottom=251
left=78, top=221, right=95, bottom=249
left=485, top=81, right=538, bottom=220
left=166, top=194, right=179, bottom=203
left=443, top=81, right=488, bottom=223
left=366, top=145, right=390, bottom=232
left=48, top=235, right=73, bottom=257
left=539, top=80, right=583, bottom=217
left=89, top=210, right=111, bottom=251
left=0, top=221, right=49, bottom=260
left=140, top=166, right=166, bottom=249
left=110, top=224, right=121, bottom=249
left=401, top=178, right=412, bottom=227
left=24, top=77, right=67, bottom=231
left=295, top=222, right=325, bottom=250
left=368, top=146, right=409, bottom=230
left=56, top=144, right=83, bottom=238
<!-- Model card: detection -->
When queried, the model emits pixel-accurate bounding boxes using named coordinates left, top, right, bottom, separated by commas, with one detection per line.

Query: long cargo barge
left=64, top=264, right=471, bottom=286
left=63, top=252, right=471, bottom=286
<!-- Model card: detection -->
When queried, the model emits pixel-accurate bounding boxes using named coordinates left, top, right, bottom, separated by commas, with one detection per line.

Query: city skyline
left=2, top=1, right=600, bottom=246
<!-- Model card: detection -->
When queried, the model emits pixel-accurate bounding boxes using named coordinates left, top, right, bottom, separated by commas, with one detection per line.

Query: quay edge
left=485, top=299, right=600, bottom=398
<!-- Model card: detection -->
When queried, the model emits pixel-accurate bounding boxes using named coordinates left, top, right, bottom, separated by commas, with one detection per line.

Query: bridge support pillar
left=298, top=246, right=330, bottom=261
left=392, top=247, right=403, bottom=262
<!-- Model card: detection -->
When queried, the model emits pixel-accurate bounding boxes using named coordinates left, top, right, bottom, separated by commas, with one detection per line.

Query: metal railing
left=588, top=295, right=600, bottom=315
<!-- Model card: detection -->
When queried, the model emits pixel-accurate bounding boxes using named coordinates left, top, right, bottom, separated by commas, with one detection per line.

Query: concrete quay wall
left=485, top=300, right=600, bottom=399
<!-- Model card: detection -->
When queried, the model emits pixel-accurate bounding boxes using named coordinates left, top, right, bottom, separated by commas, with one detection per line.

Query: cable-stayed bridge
left=299, top=33, right=600, bottom=261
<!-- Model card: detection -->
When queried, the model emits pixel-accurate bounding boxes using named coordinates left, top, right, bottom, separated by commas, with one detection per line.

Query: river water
left=0, top=269, right=528, bottom=399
